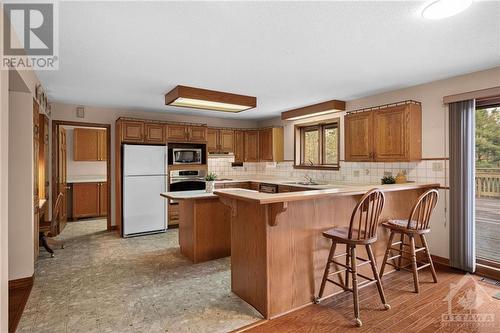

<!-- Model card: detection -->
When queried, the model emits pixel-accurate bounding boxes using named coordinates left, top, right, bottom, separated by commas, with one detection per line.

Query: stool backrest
left=348, top=189, right=385, bottom=241
left=407, top=189, right=439, bottom=231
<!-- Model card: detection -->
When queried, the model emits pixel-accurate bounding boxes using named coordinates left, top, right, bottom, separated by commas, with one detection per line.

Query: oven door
left=168, top=180, right=206, bottom=203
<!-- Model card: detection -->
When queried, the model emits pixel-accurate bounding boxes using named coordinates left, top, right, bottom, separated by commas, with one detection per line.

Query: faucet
left=304, top=174, right=314, bottom=184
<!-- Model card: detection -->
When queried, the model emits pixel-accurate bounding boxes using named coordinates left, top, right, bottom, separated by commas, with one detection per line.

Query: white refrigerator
left=122, top=144, right=168, bottom=237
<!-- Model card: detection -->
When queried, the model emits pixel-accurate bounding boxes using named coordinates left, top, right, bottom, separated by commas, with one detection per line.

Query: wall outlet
left=432, top=162, right=443, bottom=172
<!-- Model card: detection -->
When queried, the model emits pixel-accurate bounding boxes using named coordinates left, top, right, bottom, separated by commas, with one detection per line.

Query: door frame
left=52, top=120, right=112, bottom=231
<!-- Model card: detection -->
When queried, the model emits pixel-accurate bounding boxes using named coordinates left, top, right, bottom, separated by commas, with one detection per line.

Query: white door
left=123, top=175, right=167, bottom=236
left=123, top=145, right=166, bottom=176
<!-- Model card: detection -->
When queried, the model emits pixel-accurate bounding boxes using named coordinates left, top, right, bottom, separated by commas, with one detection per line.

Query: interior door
left=57, top=127, right=68, bottom=232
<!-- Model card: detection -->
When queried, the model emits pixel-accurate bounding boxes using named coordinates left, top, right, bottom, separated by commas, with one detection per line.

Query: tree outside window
left=297, top=119, right=340, bottom=169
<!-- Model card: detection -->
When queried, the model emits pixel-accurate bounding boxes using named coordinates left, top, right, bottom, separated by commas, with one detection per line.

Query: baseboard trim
left=9, top=274, right=34, bottom=333
left=108, top=225, right=117, bottom=231
left=476, top=264, right=500, bottom=281
left=431, top=254, right=450, bottom=267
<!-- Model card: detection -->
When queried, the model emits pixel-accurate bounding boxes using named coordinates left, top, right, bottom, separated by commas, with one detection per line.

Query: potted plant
left=205, top=172, right=217, bottom=192
left=381, top=175, right=396, bottom=185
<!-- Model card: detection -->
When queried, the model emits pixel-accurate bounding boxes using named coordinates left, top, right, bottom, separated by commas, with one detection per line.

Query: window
left=296, top=119, right=340, bottom=169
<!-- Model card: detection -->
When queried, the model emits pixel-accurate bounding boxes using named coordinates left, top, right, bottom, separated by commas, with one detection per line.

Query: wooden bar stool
left=379, top=189, right=439, bottom=293
left=39, top=193, right=65, bottom=257
left=314, top=189, right=390, bottom=327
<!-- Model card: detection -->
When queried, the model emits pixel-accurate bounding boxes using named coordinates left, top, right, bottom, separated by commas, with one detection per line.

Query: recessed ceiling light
left=165, top=85, right=256, bottom=113
left=421, top=0, right=473, bottom=19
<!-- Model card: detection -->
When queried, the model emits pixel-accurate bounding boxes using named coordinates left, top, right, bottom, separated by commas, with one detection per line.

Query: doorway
left=52, top=121, right=112, bottom=231
left=475, top=105, right=500, bottom=272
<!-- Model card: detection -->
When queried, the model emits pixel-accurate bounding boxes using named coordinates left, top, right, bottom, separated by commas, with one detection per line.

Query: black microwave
left=172, top=148, right=202, bottom=164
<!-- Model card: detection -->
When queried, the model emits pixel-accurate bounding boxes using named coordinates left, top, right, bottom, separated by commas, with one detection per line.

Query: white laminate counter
left=67, top=175, right=107, bottom=183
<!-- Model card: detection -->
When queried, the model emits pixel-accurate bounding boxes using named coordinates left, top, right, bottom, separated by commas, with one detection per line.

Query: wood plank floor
left=245, top=266, right=500, bottom=333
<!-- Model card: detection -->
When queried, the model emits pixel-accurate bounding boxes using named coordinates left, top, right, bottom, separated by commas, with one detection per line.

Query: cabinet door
left=74, top=128, right=99, bottom=161
left=188, top=125, right=207, bottom=142
left=234, top=130, right=245, bottom=162
left=99, top=182, right=107, bottom=216
left=121, top=120, right=144, bottom=143
left=72, top=182, right=100, bottom=218
left=244, top=131, right=259, bottom=162
left=98, top=130, right=107, bottom=161
left=207, top=128, right=219, bottom=153
left=344, top=112, right=373, bottom=161
left=373, top=105, right=407, bottom=161
left=145, top=123, right=164, bottom=143
left=220, top=130, right=234, bottom=153
left=166, top=124, right=187, bottom=141
left=258, top=128, right=273, bottom=161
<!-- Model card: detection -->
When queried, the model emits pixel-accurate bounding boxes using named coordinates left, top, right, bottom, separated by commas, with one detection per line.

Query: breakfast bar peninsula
left=213, top=183, right=439, bottom=319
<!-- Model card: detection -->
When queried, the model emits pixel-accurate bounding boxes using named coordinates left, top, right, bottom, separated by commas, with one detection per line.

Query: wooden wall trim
left=443, top=86, right=500, bottom=104
left=8, top=275, right=34, bottom=333
left=476, top=264, right=500, bottom=281
left=431, top=254, right=450, bottom=267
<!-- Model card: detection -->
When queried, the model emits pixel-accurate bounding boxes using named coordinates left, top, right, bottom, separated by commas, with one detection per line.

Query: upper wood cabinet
left=344, top=112, right=373, bottom=162
left=207, top=128, right=234, bottom=154
left=188, top=125, right=207, bottom=143
left=121, top=120, right=144, bottom=143
left=234, top=130, right=245, bottom=163
left=145, top=123, right=164, bottom=143
left=244, top=130, right=259, bottom=162
left=344, top=102, right=422, bottom=162
left=74, top=128, right=107, bottom=161
left=165, top=124, right=187, bottom=141
left=258, top=128, right=284, bottom=162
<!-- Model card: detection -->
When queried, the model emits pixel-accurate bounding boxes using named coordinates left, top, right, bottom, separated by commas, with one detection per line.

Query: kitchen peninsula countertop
left=67, top=175, right=107, bottom=183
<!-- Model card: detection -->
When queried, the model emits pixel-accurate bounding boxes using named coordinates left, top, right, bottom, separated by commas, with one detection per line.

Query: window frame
left=294, top=118, right=340, bottom=170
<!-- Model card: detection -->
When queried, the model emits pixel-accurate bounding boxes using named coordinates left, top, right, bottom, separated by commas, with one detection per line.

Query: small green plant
left=205, top=172, right=217, bottom=181
left=381, top=175, right=396, bottom=184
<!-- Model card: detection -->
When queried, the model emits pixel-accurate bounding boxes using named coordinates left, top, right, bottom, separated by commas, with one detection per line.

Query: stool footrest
left=328, top=268, right=347, bottom=276
left=357, top=272, right=375, bottom=282
left=357, top=279, right=378, bottom=289
left=332, top=252, right=348, bottom=259
left=326, top=278, right=347, bottom=291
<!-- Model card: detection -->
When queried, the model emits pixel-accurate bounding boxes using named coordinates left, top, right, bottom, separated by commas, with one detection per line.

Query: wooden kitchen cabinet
left=234, top=130, right=245, bottom=163
left=145, top=123, right=164, bottom=143
left=344, top=101, right=421, bottom=162
left=258, top=127, right=284, bottom=162
left=121, top=120, right=144, bottom=143
left=72, top=182, right=107, bottom=219
left=165, top=124, right=187, bottom=141
left=188, top=125, right=207, bottom=142
left=74, top=128, right=107, bottom=161
left=244, top=130, right=259, bottom=162
left=344, top=112, right=373, bottom=162
left=207, top=128, right=234, bottom=153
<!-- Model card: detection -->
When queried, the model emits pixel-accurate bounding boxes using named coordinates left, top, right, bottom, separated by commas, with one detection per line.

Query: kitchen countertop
left=67, top=175, right=107, bottom=183
left=160, top=190, right=218, bottom=200
left=214, top=183, right=440, bottom=205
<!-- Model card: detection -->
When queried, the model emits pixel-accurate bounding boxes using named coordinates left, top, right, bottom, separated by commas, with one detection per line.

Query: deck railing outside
left=475, top=168, right=500, bottom=198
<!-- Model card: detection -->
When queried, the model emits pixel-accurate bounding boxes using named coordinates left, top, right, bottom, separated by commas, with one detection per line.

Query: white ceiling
left=37, top=1, right=500, bottom=120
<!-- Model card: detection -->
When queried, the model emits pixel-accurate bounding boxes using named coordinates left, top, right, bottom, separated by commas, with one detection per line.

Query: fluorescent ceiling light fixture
left=421, top=0, right=473, bottom=19
left=281, top=100, right=346, bottom=121
left=165, top=85, right=256, bottom=113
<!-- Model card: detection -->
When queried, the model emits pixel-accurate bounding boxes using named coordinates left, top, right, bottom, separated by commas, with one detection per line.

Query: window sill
left=293, top=164, right=340, bottom=171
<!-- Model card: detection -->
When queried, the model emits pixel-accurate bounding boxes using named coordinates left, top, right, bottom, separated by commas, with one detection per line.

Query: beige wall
left=258, top=66, right=500, bottom=259
left=8, top=91, right=35, bottom=280
left=51, top=103, right=259, bottom=227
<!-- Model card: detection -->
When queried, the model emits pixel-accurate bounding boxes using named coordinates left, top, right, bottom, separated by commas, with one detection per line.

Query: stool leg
left=396, top=232, right=404, bottom=270
left=345, top=245, right=350, bottom=290
left=315, top=241, right=337, bottom=303
left=366, top=244, right=390, bottom=310
left=379, top=231, right=395, bottom=278
left=409, top=235, right=420, bottom=293
left=350, top=245, right=362, bottom=327
left=420, top=234, right=438, bottom=283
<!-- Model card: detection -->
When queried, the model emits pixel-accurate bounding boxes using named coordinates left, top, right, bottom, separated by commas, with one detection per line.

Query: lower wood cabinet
left=72, top=182, right=107, bottom=219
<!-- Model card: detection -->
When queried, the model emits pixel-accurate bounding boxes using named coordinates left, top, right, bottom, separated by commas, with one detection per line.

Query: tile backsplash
left=208, top=156, right=448, bottom=186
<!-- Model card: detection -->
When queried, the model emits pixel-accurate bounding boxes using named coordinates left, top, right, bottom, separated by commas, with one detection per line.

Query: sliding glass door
left=475, top=107, right=500, bottom=268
